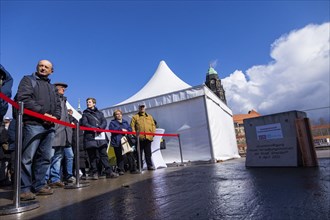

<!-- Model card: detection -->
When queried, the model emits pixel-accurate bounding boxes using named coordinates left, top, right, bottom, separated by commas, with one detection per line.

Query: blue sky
left=1, top=1, right=329, bottom=122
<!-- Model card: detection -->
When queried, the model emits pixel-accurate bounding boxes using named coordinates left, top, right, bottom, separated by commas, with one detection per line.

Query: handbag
left=126, top=134, right=137, bottom=146
left=88, top=113, right=106, bottom=140
left=121, top=136, right=133, bottom=155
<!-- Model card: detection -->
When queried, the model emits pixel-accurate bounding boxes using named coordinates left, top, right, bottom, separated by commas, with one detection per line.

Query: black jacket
left=0, top=64, right=13, bottom=121
left=17, top=73, right=61, bottom=127
left=81, top=107, right=108, bottom=149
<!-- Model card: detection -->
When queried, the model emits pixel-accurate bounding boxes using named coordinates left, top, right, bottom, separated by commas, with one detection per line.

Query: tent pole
left=136, top=131, right=142, bottom=172
left=64, top=122, right=89, bottom=189
left=178, top=134, right=184, bottom=166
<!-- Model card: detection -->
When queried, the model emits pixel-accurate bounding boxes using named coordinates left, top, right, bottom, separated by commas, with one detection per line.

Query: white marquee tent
left=101, top=61, right=240, bottom=163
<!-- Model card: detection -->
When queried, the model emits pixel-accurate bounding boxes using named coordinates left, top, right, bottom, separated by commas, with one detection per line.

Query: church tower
left=205, top=65, right=227, bottom=104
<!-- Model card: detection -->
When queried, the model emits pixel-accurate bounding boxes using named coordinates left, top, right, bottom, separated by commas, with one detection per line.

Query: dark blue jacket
left=108, top=119, right=132, bottom=148
left=17, top=73, right=61, bottom=126
left=0, top=64, right=13, bottom=121
left=81, top=107, right=108, bottom=149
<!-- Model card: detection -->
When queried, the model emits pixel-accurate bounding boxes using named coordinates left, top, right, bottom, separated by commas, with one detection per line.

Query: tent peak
left=115, top=60, right=191, bottom=105
left=158, top=60, right=170, bottom=69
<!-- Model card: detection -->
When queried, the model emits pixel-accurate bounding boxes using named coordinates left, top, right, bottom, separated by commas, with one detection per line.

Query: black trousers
left=137, top=139, right=152, bottom=168
left=86, top=145, right=112, bottom=175
left=113, top=146, right=137, bottom=172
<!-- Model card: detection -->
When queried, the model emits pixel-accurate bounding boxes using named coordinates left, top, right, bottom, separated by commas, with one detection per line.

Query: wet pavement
left=0, top=150, right=329, bottom=220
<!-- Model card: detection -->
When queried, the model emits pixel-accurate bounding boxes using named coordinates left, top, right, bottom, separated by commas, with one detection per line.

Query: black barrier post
left=65, top=122, right=89, bottom=189
left=136, top=131, right=142, bottom=173
left=0, top=101, right=39, bottom=215
left=178, top=134, right=185, bottom=166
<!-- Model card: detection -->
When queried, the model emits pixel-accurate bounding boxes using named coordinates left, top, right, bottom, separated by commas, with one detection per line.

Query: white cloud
left=223, top=22, right=330, bottom=121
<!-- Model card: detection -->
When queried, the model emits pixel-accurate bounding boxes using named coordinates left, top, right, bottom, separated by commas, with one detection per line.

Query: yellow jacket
left=130, top=112, right=156, bottom=141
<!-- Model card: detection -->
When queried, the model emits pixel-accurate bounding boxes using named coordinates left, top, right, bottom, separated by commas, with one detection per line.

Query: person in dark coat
left=109, top=109, right=138, bottom=175
left=46, top=82, right=74, bottom=188
left=0, top=64, right=13, bottom=122
left=80, top=97, right=118, bottom=180
left=4, top=96, right=18, bottom=186
left=17, top=60, right=61, bottom=201
left=0, top=117, right=11, bottom=186
left=7, top=117, right=16, bottom=182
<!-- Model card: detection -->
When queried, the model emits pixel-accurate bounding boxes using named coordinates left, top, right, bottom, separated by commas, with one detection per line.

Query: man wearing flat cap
left=46, top=82, right=75, bottom=188
left=54, top=82, right=68, bottom=88
left=130, top=104, right=156, bottom=171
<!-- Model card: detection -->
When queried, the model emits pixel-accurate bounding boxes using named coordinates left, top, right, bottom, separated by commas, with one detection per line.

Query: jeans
left=63, top=147, right=74, bottom=179
left=45, top=146, right=74, bottom=183
left=46, top=147, right=62, bottom=183
left=21, top=124, right=55, bottom=193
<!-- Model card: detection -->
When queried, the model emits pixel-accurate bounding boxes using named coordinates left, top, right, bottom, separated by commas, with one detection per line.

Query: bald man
left=17, top=60, right=61, bottom=201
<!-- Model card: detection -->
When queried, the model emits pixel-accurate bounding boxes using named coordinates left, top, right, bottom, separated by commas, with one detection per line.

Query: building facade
left=311, top=124, right=330, bottom=147
left=233, top=110, right=261, bottom=155
left=205, top=66, right=227, bottom=104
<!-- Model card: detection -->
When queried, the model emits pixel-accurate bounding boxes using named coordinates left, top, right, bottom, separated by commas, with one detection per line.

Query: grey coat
left=52, top=94, right=72, bottom=147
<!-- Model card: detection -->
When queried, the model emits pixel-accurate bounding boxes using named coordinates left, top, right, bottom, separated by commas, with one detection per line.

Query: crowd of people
left=0, top=60, right=157, bottom=201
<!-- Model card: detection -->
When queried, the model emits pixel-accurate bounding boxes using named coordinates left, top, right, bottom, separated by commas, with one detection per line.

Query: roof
left=233, top=110, right=261, bottom=124
left=207, top=67, right=218, bottom=75
left=115, top=60, right=191, bottom=105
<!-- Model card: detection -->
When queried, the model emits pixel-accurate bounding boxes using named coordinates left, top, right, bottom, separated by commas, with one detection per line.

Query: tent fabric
left=116, top=60, right=191, bottom=105
left=204, top=88, right=240, bottom=160
left=66, top=102, right=82, bottom=121
left=143, top=128, right=167, bottom=169
left=101, top=61, right=240, bottom=163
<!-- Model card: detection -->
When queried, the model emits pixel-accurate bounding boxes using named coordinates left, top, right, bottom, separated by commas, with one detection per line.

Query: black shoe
left=98, top=173, right=106, bottom=179
left=130, top=170, right=140, bottom=174
left=106, top=172, right=119, bottom=179
left=80, top=175, right=87, bottom=180
left=147, top=166, right=156, bottom=171
left=65, top=176, right=76, bottom=183
left=91, top=173, right=99, bottom=180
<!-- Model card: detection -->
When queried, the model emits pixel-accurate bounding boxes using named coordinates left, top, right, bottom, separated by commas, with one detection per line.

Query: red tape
left=80, top=126, right=178, bottom=137
left=1, top=92, right=179, bottom=137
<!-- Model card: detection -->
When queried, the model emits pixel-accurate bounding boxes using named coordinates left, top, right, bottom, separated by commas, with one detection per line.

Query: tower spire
left=77, top=98, right=81, bottom=111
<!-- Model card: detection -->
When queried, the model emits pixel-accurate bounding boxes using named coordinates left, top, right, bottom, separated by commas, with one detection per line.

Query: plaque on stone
left=244, top=111, right=307, bottom=167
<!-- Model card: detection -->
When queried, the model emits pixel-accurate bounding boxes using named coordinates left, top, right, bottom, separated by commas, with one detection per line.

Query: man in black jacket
left=0, top=64, right=13, bottom=122
left=17, top=60, right=61, bottom=201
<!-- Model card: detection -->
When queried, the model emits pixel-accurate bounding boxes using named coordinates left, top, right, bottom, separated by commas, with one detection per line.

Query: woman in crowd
left=109, top=109, right=139, bottom=175
left=81, top=98, right=118, bottom=180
